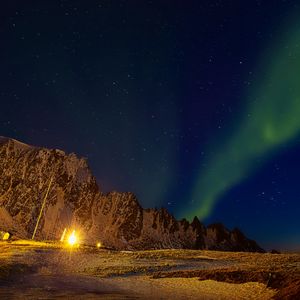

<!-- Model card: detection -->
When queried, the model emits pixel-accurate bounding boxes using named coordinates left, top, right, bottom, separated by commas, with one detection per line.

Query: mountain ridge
left=0, top=136, right=264, bottom=252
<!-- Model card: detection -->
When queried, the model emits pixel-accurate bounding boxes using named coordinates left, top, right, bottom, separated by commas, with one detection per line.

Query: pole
left=32, top=176, right=53, bottom=240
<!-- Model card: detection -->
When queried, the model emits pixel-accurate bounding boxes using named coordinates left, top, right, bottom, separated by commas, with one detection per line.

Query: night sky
left=1, top=1, right=300, bottom=251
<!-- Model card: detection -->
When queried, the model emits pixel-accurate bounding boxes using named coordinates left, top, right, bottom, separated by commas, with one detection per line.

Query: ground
left=0, top=241, right=299, bottom=299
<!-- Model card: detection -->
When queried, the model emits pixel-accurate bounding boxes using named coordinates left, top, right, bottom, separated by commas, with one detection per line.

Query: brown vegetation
left=0, top=241, right=299, bottom=299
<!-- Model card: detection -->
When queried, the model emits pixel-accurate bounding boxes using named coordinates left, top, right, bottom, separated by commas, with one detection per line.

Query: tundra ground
left=0, top=241, right=299, bottom=299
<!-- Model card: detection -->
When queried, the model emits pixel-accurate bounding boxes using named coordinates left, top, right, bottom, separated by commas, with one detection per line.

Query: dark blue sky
left=1, top=1, right=300, bottom=250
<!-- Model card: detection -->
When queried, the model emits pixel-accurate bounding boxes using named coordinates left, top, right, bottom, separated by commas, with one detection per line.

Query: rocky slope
left=0, top=136, right=264, bottom=252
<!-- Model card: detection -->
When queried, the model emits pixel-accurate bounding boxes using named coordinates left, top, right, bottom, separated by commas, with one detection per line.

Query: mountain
left=0, top=136, right=264, bottom=252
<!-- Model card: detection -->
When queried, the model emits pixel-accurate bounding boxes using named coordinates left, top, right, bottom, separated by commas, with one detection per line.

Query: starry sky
left=1, top=1, right=300, bottom=251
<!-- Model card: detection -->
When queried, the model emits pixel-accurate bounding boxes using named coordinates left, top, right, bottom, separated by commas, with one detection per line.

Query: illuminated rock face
left=90, top=193, right=206, bottom=250
left=0, top=136, right=98, bottom=240
left=0, top=136, right=263, bottom=252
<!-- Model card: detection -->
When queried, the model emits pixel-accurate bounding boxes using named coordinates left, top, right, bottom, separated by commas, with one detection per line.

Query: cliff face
left=0, top=136, right=264, bottom=252
left=0, top=136, right=98, bottom=240
left=90, top=193, right=206, bottom=250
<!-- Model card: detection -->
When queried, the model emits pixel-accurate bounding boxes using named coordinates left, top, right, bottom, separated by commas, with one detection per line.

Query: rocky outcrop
left=205, top=223, right=264, bottom=252
left=86, top=191, right=207, bottom=250
left=0, top=136, right=98, bottom=240
left=0, top=136, right=264, bottom=252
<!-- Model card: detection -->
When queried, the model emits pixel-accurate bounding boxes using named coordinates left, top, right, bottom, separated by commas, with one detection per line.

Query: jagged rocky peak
left=0, top=135, right=34, bottom=151
left=205, top=223, right=264, bottom=252
left=94, top=191, right=144, bottom=243
left=191, top=216, right=205, bottom=230
left=0, top=137, right=99, bottom=239
left=0, top=136, right=95, bottom=184
left=0, top=136, right=264, bottom=252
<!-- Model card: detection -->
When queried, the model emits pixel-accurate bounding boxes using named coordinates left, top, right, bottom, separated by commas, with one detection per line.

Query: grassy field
left=0, top=240, right=299, bottom=299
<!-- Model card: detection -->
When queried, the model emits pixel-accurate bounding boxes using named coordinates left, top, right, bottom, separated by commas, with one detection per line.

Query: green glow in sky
left=185, top=21, right=300, bottom=220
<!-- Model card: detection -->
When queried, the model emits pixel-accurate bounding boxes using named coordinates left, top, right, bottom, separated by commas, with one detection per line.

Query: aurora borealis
left=184, top=17, right=300, bottom=221
left=1, top=1, right=300, bottom=250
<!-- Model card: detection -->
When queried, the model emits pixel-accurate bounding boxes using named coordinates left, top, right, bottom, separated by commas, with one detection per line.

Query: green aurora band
left=186, top=21, right=300, bottom=220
